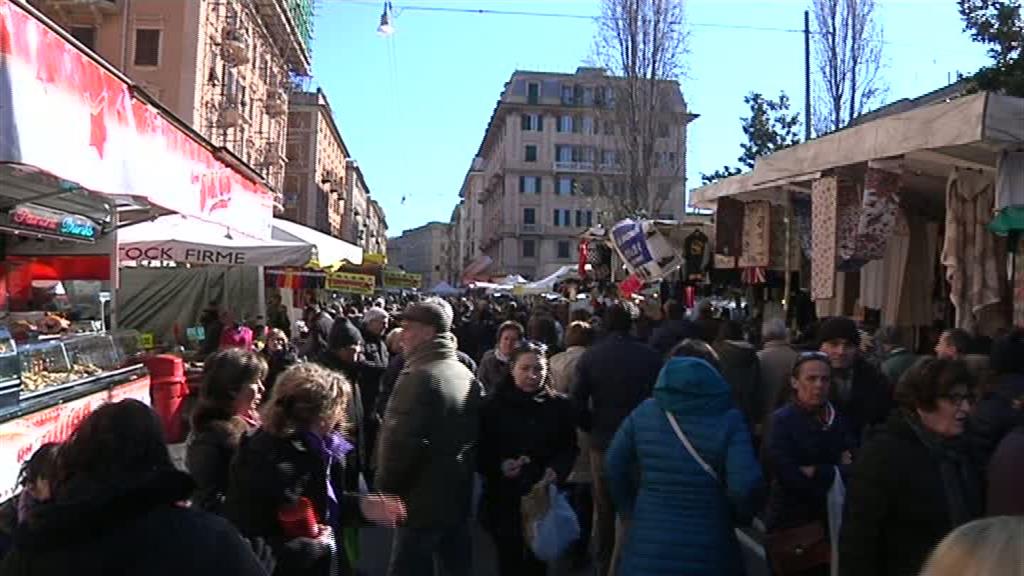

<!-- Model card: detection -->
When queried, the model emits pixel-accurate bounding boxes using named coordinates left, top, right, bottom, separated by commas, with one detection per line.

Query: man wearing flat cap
left=376, top=297, right=482, bottom=576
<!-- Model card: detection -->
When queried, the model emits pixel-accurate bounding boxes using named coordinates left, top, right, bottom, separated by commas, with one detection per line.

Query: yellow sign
left=326, top=272, right=376, bottom=295
left=363, top=253, right=387, bottom=266
left=382, top=270, right=421, bottom=290
left=139, top=332, right=156, bottom=349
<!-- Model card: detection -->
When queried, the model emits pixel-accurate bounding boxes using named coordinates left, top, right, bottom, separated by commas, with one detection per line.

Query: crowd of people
left=1, top=290, right=1022, bottom=576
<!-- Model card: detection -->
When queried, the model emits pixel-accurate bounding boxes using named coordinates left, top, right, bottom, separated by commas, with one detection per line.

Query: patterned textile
left=793, top=194, right=813, bottom=258
left=811, top=177, right=838, bottom=300
left=714, top=253, right=736, bottom=270
left=854, top=166, right=902, bottom=261
left=836, top=180, right=863, bottom=270
left=941, top=169, right=1002, bottom=333
left=739, top=201, right=771, bottom=268
left=715, top=197, right=744, bottom=259
left=741, top=267, right=767, bottom=285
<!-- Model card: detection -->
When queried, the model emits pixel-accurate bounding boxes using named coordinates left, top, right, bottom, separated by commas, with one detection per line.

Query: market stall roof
left=689, top=92, right=1024, bottom=208
left=118, top=215, right=312, bottom=266
left=514, top=265, right=579, bottom=295
left=429, top=281, right=463, bottom=296
left=270, top=217, right=363, bottom=267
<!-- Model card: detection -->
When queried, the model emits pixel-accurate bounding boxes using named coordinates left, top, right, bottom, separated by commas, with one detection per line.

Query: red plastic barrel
left=144, top=355, right=187, bottom=443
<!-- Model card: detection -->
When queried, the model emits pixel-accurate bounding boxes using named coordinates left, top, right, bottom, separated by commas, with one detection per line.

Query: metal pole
left=804, top=10, right=812, bottom=141
left=784, top=191, right=793, bottom=315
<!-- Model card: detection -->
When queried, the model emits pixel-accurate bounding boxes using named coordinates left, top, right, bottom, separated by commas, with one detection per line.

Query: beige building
left=343, top=160, right=387, bottom=256
left=460, top=67, right=693, bottom=280
left=30, top=0, right=315, bottom=204
left=283, top=89, right=348, bottom=236
left=365, top=199, right=388, bottom=256
left=388, top=222, right=450, bottom=289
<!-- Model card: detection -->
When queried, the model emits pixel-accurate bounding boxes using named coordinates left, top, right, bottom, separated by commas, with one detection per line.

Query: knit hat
left=328, top=317, right=364, bottom=350
left=817, top=316, right=860, bottom=347
left=400, top=298, right=453, bottom=334
left=363, top=307, right=389, bottom=325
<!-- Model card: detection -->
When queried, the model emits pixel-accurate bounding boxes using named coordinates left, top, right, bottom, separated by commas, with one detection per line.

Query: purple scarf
left=302, top=431, right=354, bottom=527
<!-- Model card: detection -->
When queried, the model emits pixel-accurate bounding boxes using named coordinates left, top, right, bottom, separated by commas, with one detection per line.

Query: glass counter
left=17, top=338, right=74, bottom=394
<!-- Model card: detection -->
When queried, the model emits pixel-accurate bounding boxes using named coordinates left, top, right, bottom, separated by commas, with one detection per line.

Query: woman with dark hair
left=478, top=341, right=578, bottom=575
left=668, top=338, right=722, bottom=371
left=476, top=320, right=524, bottom=395
left=187, top=348, right=268, bottom=514
left=0, top=443, right=60, bottom=560
left=225, top=363, right=405, bottom=576
left=839, top=358, right=982, bottom=576
left=1, top=400, right=269, bottom=576
left=262, top=328, right=298, bottom=399
left=763, top=352, right=854, bottom=576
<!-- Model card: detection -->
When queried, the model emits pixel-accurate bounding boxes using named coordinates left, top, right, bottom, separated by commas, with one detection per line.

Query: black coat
left=839, top=412, right=982, bottom=576
left=969, top=372, right=1024, bottom=468
left=225, top=429, right=362, bottom=576
left=1, top=469, right=266, bottom=576
left=648, top=318, right=701, bottom=356
left=574, top=333, right=663, bottom=451
left=186, top=416, right=251, bottom=514
left=714, top=340, right=765, bottom=431
left=831, top=358, right=893, bottom=448
left=477, top=385, right=578, bottom=532
left=764, top=403, right=854, bottom=531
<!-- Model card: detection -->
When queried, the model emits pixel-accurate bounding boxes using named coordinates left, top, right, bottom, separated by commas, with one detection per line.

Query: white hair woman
left=919, top=516, right=1024, bottom=576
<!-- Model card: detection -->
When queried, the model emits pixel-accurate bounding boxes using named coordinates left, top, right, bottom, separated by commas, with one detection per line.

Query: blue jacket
left=606, top=358, right=765, bottom=576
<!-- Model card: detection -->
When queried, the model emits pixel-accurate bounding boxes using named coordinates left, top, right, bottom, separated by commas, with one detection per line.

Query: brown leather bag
left=765, top=522, right=831, bottom=575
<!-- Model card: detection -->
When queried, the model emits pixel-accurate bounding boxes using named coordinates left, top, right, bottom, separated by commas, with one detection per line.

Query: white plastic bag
left=527, top=484, right=580, bottom=562
left=827, top=466, right=846, bottom=576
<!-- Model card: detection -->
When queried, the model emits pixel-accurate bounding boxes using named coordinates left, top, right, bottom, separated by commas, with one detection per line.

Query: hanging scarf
left=902, top=410, right=980, bottom=528
left=301, top=430, right=354, bottom=528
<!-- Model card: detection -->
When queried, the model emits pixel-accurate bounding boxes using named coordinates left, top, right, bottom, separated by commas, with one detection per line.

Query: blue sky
left=309, top=0, right=991, bottom=236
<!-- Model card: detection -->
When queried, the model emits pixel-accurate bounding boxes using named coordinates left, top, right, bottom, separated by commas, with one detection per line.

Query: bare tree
left=812, top=0, right=885, bottom=134
left=592, top=0, right=687, bottom=223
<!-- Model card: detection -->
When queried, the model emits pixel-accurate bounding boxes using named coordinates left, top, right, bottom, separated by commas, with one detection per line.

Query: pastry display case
left=0, top=327, right=18, bottom=408
left=17, top=338, right=74, bottom=395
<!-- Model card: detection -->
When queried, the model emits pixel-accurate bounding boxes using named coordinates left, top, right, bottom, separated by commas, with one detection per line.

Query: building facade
left=387, top=222, right=450, bottom=289
left=283, top=89, right=348, bottom=236
left=365, top=199, right=388, bottom=256
left=30, top=0, right=315, bottom=204
left=463, top=67, right=693, bottom=280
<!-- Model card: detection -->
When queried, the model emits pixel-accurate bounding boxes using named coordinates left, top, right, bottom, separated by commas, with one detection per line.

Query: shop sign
left=0, top=374, right=150, bottom=502
left=382, top=270, right=421, bottom=290
left=0, top=1, right=274, bottom=240
left=363, top=253, right=387, bottom=266
left=326, top=272, right=375, bottom=295
left=7, top=205, right=99, bottom=240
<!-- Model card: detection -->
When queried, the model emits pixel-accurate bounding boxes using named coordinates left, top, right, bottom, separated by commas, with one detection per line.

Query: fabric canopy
left=429, top=281, right=462, bottom=296
left=271, top=218, right=363, bottom=267
left=118, top=215, right=312, bottom=267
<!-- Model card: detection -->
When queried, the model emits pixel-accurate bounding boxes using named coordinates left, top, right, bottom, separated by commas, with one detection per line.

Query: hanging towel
left=811, top=177, right=838, bottom=300
left=739, top=201, right=771, bottom=268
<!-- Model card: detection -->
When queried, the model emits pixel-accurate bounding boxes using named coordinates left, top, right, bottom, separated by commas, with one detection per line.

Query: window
left=524, top=145, right=537, bottom=162
left=522, top=239, right=536, bottom=258
left=658, top=123, right=670, bottom=138
left=555, top=145, right=573, bottom=163
left=561, top=84, right=574, bottom=105
left=70, top=26, right=96, bottom=50
left=586, top=210, right=594, bottom=227
left=133, top=28, right=161, bottom=67
left=558, top=115, right=573, bottom=133
left=553, top=209, right=571, bottom=227
left=521, top=114, right=531, bottom=131
left=556, top=177, right=574, bottom=196
left=557, top=241, right=571, bottom=259
left=527, top=82, right=540, bottom=104
left=520, top=113, right=542, bottom=132
left=583, top=87, right=594, bottom=106
left=575, top=210, right=583, bottom=227
left=523, top=208, right=536, bottom=225
left=582, top=116, right=594, bottom=135
left=519, top=176, right=541, bottom=194
left=580, top=180, right=595, bottom=197
left=603, top=121, right=614, bottom=135
left=659, top=182, right=672, bottom=202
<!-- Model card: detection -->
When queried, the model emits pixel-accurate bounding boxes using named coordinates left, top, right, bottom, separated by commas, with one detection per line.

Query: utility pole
left=804, top=9, right=812, bottom=141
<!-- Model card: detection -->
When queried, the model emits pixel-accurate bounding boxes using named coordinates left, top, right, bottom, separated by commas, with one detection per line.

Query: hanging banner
left=382, top=270, right=421, bottom=290
left=610, top=219, right=683, bottom=283
left=0, top=1, right=274, bottom=239
left=363, top=253, right=387, bottom=266
left=326, top=272, right=375, bottom=295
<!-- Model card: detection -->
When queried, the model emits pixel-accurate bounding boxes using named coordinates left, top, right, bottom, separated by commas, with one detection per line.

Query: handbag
left=764, top=522, right=831, bottom=575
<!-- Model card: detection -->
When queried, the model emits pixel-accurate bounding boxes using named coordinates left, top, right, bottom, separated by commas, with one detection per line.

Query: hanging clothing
left=851, top=164, right=902, bottom=263
left=995, top=150, right=1024, bottom=211
left=739, top=201, right=771, bottom=268
left=683, top=230, right=710, bottom=281
left=715, top=197, right=744, bottom=262
left=859, top=209, right=910, bottom=326
left=836, top=180, right=864, bottom=270
left=940, top=169, right=1001, bottom=333
left=811, top=177, right=838, bottom=300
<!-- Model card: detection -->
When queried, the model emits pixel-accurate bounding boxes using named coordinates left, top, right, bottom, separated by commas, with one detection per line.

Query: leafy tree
left=958, top=0, right=1024, bottom=96
left=700, top=91, right=802, bottom=185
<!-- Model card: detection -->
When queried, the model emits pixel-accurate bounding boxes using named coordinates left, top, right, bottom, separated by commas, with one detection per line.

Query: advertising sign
left=382, top=270, right=421, bottom=290
left=610, top=219, right=683, bottom=283
left=0, top=1, right=274, bottom=239
left=4, top=204, right=99, bottom=240
left=326, top=272, right=375, bottom=295
left=0, top=374, right=150, bottom=502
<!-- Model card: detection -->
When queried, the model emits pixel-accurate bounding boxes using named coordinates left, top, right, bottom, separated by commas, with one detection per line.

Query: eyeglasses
left=943, top=392, right=976, bottom=406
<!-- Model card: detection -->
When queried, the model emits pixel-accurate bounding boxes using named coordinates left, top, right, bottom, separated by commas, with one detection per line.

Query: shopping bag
left=827, top=466, right=846, bottom=576
left=522, top=483, right=580, bottom=562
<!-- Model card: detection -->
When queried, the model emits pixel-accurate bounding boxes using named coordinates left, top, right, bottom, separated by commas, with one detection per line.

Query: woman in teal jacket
left=606, top=357, right=765, bottom=576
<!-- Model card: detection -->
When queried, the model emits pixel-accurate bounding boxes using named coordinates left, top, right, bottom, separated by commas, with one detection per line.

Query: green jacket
left=881, top=348, right=919, bottom=387
left=375, top=334, right=482, bottom=528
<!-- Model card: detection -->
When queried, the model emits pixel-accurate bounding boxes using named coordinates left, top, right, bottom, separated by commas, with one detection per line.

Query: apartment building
left=464, top=67, right=693, bottom=280
left=30, top=0, right=315, bottom=204
left=387, top=222, right=450, bottom=289
left=284, top=89, right=348, bottom=236
left=448, top=157, right=486, bottom=283
left=342, top=161, right=387, bottom=255
left=365, top=199, right=388, bottom=256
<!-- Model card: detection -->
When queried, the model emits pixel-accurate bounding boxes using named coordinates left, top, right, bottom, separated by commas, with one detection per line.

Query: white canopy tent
left=429, top=281, right=463, bottom=296
left=119, top=215, right=363, bottom=268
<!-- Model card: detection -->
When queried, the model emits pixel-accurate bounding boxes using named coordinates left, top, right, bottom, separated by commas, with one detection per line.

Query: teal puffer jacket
left=606, top=357, right=765, bottom=576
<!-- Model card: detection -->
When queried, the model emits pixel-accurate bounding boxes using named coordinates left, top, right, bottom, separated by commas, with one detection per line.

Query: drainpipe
left=120, top=0, right=132, bottom=69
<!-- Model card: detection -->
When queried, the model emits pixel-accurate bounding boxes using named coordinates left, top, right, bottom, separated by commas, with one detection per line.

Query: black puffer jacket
left=225, top=429, right=364, bottom=576
left=1, top=469, right=266, bottom=576
left=186, top=416, right=251, bottom=514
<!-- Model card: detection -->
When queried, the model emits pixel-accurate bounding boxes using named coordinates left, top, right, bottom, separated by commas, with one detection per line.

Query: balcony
left=553, top=161, right=594, bottom=173
left=599, top=163, right=625, bottom=174
left=520, top=223, right=543, bottom=235
left=254, top=0, right=312, bottom=76
left=265, top=88, right=287, bottom=117
left=43, top=0, right=119, bottom=16
left=222, top=26, right=250, bottom=67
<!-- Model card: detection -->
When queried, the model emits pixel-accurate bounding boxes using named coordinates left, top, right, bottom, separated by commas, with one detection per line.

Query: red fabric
left=219, top=325, right=253, bottom=350
left=578, top=241, right=589, bottom=277
left=618, top=274, right=644, bottom=299
left=6, top=255, right=111, bottom=281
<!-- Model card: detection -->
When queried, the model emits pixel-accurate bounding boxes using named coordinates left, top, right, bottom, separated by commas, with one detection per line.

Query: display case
left=110, top=330, right=143, bottom=367
left=0, top=326, right=19, bottom=408
left=17, top=338, right=74, bottom=395
left=64, top=333, right=119, bottom=373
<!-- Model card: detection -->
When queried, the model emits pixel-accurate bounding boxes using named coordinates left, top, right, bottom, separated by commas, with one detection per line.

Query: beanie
left=328, top=317, right=364, bottom=350
left=817, top=316, right=860, bottom=347
left=400, top=298, right=453, bottom=334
